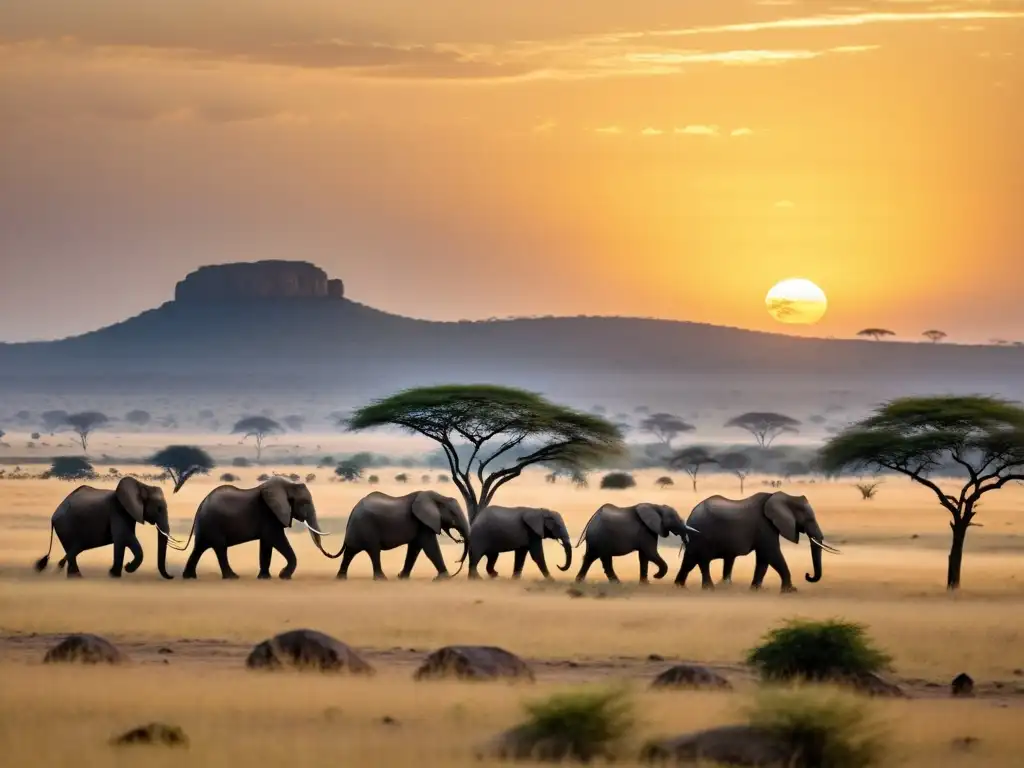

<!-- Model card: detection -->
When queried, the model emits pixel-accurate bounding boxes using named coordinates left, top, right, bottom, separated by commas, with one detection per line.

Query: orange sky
left=1, top=0, right=1022, bottom=342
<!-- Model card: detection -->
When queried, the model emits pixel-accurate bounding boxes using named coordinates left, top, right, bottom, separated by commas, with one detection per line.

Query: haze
left=1, top=0, right=1022, bottom=342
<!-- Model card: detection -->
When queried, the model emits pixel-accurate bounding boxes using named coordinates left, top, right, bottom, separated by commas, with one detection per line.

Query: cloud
left=594, top=125, right=622, bottom=134
left=676, top=125, right=720, bottom=136
left=731, top=127, right=754, bottom=136
left=531, top=119, right=557, bottom=134
left=640, top=127, right=664, bottom=136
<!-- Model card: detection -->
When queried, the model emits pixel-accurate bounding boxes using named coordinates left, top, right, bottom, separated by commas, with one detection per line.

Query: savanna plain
left=2, top=455, right=1024, bottom=767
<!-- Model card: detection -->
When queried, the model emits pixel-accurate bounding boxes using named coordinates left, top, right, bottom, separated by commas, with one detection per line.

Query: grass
left=746, top=619, right=893, bottom=683
left=2, top=466, right=1024, bottom=765
left=746, top=687, right=889, bottom=768
left=515, top=687, right=636, bottom=761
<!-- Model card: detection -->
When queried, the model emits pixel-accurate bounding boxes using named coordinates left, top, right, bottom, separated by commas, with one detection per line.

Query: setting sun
left=765, top=278, right=828, bottom=325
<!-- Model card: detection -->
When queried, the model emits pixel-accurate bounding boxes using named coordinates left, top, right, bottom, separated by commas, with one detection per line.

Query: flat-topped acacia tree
left=345, top=385, right=625, bottom=522
left=819, top=395, right=1024, bottom=589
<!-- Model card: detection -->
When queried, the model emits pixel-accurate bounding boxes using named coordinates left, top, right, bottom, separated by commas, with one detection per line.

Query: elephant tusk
left=685, top=525, right=700, bottom=535
left=303, top=521, right=331, bottom=536
left=157, top=528, right=189, bottom=551
left=811, top=537, right=842, bottom=554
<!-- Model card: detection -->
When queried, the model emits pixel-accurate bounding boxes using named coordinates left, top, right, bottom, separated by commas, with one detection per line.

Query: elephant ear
left=411, top=492, right=442, bottom=534
left=522, top=508, right=545, bottom=538
left=261, top=482, right=293, bottom=528
left=764, top=493, right=799, bottom=544
left=635, top=504, right=662, bottom=536
left=115, top=477, right=146, bottom=524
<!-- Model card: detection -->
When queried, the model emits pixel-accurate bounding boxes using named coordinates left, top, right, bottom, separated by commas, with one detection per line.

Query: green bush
left=745, top=687, right=888, bottom=768
left=600, top=472, right=636, bottom=490
left=518, top=687, right=635, bottom=761
left=747, top=619, right=891, bottom=683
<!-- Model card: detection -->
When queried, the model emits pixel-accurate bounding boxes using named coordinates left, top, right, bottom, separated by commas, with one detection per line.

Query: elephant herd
left=33, top=476, right=840, bottom=592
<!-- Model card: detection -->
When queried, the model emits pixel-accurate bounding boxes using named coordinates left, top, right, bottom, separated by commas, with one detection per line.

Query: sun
left=765, top=278, right=828, bottom=325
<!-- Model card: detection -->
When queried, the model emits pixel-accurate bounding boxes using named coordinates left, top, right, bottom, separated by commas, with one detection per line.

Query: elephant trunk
left=556, top=520, right=572, bottom=572
left=805, top=521, right=824, bottom=583
left=451, top=512, right=471, bottom=576
left=304, top=507, right=341, bottom=558
left=156, top=510, right=172, bottom=580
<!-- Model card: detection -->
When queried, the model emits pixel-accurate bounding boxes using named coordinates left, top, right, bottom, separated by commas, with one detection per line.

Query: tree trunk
left=947, top=519, right=969, bottom=590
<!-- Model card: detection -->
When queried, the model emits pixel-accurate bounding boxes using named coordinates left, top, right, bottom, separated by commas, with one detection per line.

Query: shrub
left=655, top=476, right=674, bottom=488
left=31, top=432, right=41, bottom=440
left=600, top=472, right=636, bottom=490
left=232, top=457, right=251, bottom=468
left=855, top=482, right=880, bottom=500
left=257, top=473, right=270, bottom=482
left=747, top=620, right=891, bottom=683
left=517, top=687, right=634, bottom=762
left=305, top=473, right=316, bottom=483
left=395, top=473, right=409, bottom=483
left=744, top=687, right=888, bottom=768
left=437, top=474, right=451, bottom=482
left=47, top=456, right=96, bottom=482
left=220, top=473, right=239, bottom=483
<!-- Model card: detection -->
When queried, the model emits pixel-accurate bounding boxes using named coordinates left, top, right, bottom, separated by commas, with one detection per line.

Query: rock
left=245, top=629, right=374, bottom=674
left=380, top=716, right=400, bottom=726
left=1013, top=668, right=1023, bottom=677
left=650, top=664, right=733, bottom=691
left=43, top=634, right=126, bottom=665
left=158, top=647, right=174, bottom=654
left=640, top=725, right=793, bottom=766
left=110, top=723, right=188, bottom=747
left=849, top=671, right=907, bottom=698
left=413, top=645, right=534, bottom=682
left=481, top=723, right=614, bottom=763
left=647, top=654, right=665, bottom=662
left=952, top=673, right=974, bottom=697
left=951, top=736, right=980, bottom=751
left=174, top=261, right=344, bottom=303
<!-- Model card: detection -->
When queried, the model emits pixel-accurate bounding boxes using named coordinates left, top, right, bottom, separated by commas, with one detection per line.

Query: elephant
left=33, top=476, right=178, bottom=579
left=467, top=506, right=572, bottom=580
left=574, top=503, right=697, bottom=584
left=675, top=491, right=841, bottom=592
left=332, top=490, right=470, bottom=580
left=179, top=477, right=333, bottom=579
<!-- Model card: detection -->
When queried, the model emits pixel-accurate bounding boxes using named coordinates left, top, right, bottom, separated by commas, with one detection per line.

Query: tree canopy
left=40, top=410, right=69, bottom=434
left=345, top=384, right=624, bottom=520
left=48, top=456, right=96, bottom=481
left=669, top=446, right=718, bottom=491
left=725, top=412, right=800, bottom=448
left=232, top=416, right=283, bottom=461
left=857, top=328, right=896, bottom=341
left=819, top=395, right=1024, bottom=589
left=125, top=410, right=152, bottom=427
left=149, top=445, right=215, bottom=493
left=335, top=459, right=364, bottom=482
left=922, top=329, right=947, bottom=343
left=717, top=451, right=753, bottom=493
left=65, top=412, right=110, bottom=452
left=639, top=412, right=695, bottom=447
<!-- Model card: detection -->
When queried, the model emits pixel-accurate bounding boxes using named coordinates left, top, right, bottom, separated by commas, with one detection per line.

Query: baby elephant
left=575, top=503, right=697, bottom=584
left=467, top=506, right=572, bottom=580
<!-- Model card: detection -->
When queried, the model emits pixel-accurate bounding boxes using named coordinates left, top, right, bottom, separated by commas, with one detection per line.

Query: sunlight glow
left=765, top=278, right=829, bottom=325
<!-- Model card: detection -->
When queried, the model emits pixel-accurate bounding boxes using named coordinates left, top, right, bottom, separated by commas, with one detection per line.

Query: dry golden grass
left=2, top=466, right=1024, bottom=766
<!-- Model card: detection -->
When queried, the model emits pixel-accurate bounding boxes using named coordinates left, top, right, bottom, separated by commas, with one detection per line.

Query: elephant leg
left=721, top=556, right=736, bottom=585
left=123, top=535, right=143, bottom=574
left=336, top=546, right=359, bottom=579
left=64, top=551, right=83, bottom=578
left=109, top=540, right=126, bottom=578
left=674, top=548, right=698, bottom=587
left=637, top=538, right=668, bottom=581
left=511, top=547, right=528, bottom=579
left=467, top=548, right=483, bottom=579
left=368, top=548, right=387, bottom=580
left=600, top=555, right=620, bottom=583
left=750, top=552, right=769, bottom=590
left=398, top=540, right=423, bottom=579
left=486, top=553, right=500, bottom=578
left=575, top=549, right=597, bottom=583
left=698, top=559, right=715, bottom=590
left=182, top=544, right=207, bottom=579
left=214, top=546, right=239, bottom=579
left=420, top=535, right=450, bottom=581
left=527, top=538, right=551, bottom=579
left=766, top=549, right=795, bottom=592
left=269, top=527, right=297, bottom=579
left=257, top=536, right=273, bottom=579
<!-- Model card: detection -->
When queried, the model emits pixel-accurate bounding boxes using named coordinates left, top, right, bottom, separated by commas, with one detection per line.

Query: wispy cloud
left=676, top=125, right=720, bottom=136
left=731, top=127, right=754, bottom=137
left=640, top=127, right=664, bottom=136
left=594, top=125, right=622, bottom=135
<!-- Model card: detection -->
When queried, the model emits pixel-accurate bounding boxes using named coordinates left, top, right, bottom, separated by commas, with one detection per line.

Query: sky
left=1, top=0, right=1022, bottom=343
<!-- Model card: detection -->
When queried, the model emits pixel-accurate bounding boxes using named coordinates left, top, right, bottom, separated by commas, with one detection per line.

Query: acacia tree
left=335, top=459, right=364, bottom=482
left=232, top=416, right=283, bottom=462
left=857, top=328, right=896, bottom=341
left=125, top=410, right=152, bottom=428
left=66, top=412, right=109, bottom=452
left=717, top=451, right=752, bottom=494
left=148, top=445, right=215, bottom=493
left=670, top=446, right=717, bottom=492
left=725, top=412, right=800, bottom=448
left=922, top=329, right=947, bottom=344
left=345, top=385, right=624, bottom=521
left=639, top=413, right=695, bottom=448
left=283, top=415, right=305, bottom=431
left=47, top=456, right=96, bottom=481
left=41, top=410, right=69, bottom=435
left=819, top=395, right=1024, bottom=589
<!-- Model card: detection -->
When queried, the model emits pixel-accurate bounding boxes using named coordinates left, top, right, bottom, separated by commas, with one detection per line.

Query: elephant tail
left=167, top=505, right=201, bottom=553
left=33, top=524, right=55, bottom=572
left=575, top=509, right=601, bottom=549
left=320, top=543, right=346, bottom=560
